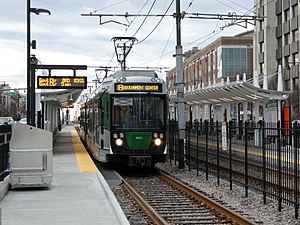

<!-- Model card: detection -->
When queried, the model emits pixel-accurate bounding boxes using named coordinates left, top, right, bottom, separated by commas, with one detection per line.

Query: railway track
left=115, top=169, right=256, bottom=225
left=186, top=144, right=298, bottom=204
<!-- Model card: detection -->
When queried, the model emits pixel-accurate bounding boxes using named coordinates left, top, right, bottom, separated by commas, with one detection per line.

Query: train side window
left=100, top=99, right=104, bottom=134
left=106, top=98, right=110, bottom=124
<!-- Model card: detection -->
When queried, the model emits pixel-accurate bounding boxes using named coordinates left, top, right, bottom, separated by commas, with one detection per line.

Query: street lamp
left=27, top=1, right=50, bottom=126
left=30, top=8, right=51, bottom=15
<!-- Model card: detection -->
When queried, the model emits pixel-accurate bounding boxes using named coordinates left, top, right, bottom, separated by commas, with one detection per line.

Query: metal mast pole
left=175, top=0, right=185, bottom=169
left=26, top=0, right=31, bottom=125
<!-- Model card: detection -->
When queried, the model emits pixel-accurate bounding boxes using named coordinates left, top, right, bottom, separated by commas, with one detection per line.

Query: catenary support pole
left=26, top=0, right=31, bottom=125
left=175, top=0, right=185, bottom=169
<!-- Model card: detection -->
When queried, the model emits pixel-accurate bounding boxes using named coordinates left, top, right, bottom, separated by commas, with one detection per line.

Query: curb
left=96, top=172, right=129, bottom=225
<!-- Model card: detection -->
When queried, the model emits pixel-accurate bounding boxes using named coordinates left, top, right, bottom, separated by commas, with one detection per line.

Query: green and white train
left=78, top=70, right=168, bottom=166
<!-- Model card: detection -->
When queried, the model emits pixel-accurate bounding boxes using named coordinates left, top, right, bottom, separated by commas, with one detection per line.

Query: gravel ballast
left=156, top=162, right=299, bottom=225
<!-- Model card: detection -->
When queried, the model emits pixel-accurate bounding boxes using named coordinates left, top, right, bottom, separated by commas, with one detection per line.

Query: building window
left=284, top=57, right=290, bottom=68
left=277, top=37, right=282, bottom=48
left=259, top=43, right=264, bottom=52
left=221, top=47, right=250, bottom=77
left=212, top=49, right=216, bottom=82
left=259, top=21, right=263, bottom=31
left=292, top=30, right=298, bottom=42
left=292, top=5, right=298, bottom=18
left=293, top=78, right=299, bottom=91
left=284, top=9, right=290, bottom=21
left=284, top=34, right=289, bottom=45
left=277, top=14, right=282, bottom=26
left=260, top=63, right=264, bottom=76
left=285, top=80, right=290, bottom=91
left=217, top=47, right=222, bottom=78
left=259, top=0, right=264, bottom=7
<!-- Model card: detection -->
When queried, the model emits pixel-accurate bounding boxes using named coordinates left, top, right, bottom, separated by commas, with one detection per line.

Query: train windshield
left=112, top=95, right=165, bottom=130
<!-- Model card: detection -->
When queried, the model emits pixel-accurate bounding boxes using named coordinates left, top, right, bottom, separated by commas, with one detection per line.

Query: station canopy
left=169, top=80, right=291, bottom=105
left=40, top=89, right=83, bottom=107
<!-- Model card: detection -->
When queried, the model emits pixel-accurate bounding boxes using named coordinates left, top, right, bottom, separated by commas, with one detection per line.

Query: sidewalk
left=0, top=125, right=129, bottom=225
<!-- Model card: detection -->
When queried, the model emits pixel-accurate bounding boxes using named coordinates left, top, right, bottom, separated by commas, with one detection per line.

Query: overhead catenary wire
left=122, top=0, right=151, bottom=35
left=157, top=25, right=175, bottom=67
left=83, top=1, right=262, bottom=70
left=110, top=0, right=152, bottom=66
left=215, top=0, right=246, bottom=14
left=90, top=0, right=129, bottom=13
left=139, top=0, right=261, bottom=67
left=134, top=0, right=174, bottom=45
left=156, top=0, right=195, bottom=66
left=132, top=0, right=157, bottom=37
left=215, top=0, right=275, bottom=30
left=136, top=28, right=224, bottom=67
left=223, top=0, right=254, bottom=12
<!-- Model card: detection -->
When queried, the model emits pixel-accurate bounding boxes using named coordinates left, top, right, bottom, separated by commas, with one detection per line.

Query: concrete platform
left=0, top=125, right=129, bottom=225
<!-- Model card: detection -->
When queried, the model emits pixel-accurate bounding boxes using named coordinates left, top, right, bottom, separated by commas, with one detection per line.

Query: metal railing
left=168, top=120, right=300, bottom=219
left=0, top=125, right=11, bottom=181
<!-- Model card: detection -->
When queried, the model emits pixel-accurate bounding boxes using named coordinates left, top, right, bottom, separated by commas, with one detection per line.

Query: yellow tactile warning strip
left=71, top=130, right=99, bottom=172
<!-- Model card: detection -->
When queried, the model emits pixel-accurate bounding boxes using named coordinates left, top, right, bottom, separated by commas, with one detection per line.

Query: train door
left=92, top=99, right=98, bottom=144
left=99, top=98, right=104, bottom=149
left=98, top=93, right=111, bottom=161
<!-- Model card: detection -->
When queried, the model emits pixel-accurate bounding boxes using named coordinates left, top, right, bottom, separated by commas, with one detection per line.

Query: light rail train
left=77, top=70, right=168, bottom=166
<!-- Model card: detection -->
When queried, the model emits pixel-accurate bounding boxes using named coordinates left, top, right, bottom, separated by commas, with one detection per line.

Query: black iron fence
left=0, top=125, right=11, bottom=182
left=168, top=119, right=300, bottom=219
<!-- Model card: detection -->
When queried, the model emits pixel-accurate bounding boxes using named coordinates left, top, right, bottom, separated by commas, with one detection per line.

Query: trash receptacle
left=9, top=123, right=53, bottom=188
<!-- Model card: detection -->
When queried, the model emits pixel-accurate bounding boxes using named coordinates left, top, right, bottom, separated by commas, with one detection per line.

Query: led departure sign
left=115, top=83, right=162, bottom=92
left=37, top=76, right=87, bottom=89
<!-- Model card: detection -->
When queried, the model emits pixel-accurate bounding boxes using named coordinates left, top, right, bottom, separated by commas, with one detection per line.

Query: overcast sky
left=0, top=0, right=255, bottom=89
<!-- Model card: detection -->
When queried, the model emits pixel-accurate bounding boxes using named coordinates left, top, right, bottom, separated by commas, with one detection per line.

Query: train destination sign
left=115, top=83, right=162, bottom=92
left=37, top=76, right=87, bottom=89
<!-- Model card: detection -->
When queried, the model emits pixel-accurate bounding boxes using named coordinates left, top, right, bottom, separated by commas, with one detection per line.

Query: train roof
left=83, top=70, right=168, bottom=101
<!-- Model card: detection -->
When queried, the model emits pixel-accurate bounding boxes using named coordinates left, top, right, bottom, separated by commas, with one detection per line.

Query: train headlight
left=116, top=138, right=123, bottom=146
left=113, top=133, right=118, bottom=139
left=119, top=133, right=124, bottom=138
left=159, top=133, right=164, bottom=138
left=151, top=78, right=161, bottom=83
left=154, top=138, right=161, bottom=146
left=153, top=133, right=158, bottom=138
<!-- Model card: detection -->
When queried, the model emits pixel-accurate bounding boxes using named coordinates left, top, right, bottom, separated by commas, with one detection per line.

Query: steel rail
left=122, top=179, right=169, bottom=225
left=157, top=170, right=256, bottom=225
